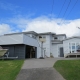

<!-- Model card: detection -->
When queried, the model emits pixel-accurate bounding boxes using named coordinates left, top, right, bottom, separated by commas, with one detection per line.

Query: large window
left=69, top=43, right=80, bottom=53
left=72, top=43, right=75, bottom=53
left=76, top=43, right=80, bottom=52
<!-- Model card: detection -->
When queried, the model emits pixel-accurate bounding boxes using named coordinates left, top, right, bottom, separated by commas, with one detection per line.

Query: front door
left=60, top=47, right=64, bottom=57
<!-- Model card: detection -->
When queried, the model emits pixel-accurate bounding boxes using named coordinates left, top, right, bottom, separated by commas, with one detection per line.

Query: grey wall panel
left=14, top=45, right=25, bottom=59
left=9, top=46, right=14, bottom=57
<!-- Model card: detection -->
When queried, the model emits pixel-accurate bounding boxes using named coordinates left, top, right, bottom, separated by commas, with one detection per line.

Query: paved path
left=16, top=58, right=65, bottom=80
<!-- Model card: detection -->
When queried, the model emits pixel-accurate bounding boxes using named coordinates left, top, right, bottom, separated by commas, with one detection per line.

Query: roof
left=63, top=36, right=80, bottom=41
left=4, top=31, right=38, bottom=36
left=4, top=31, right=66, bottom=37
left=24, top=31, right=37, bottom=34
left=38, top=32, right=56, bottom=35
left=4, top=31, right=56, bottom=35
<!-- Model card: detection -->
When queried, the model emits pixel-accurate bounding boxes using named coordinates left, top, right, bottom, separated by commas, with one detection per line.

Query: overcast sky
left=0, top=0, right=80, bottom=37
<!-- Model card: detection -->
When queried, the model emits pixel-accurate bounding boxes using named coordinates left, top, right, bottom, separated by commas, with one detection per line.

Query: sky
left=0, top=0, right=80, bottom=37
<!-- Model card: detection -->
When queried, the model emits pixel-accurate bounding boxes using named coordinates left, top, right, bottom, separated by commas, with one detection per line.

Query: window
left=32, top=35, right=36, bottom=39
left=69, top=43, right=76, bottom=53
left=69, top=43, right=80, bottom=53
left=39, top=36, right=46, bottom=39
left=54, top=37, right=58, bottom=39
left=72, top=46, right=75, bottom=49
left=72, top=43, right=75, bottom=53
left=39, top=36, right=42, bottom=38
left=72, top=43, right=75, bottom=49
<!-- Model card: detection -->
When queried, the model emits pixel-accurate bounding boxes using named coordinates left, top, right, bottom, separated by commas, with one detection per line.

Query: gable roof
left=63, top=36, right=80, bottom=41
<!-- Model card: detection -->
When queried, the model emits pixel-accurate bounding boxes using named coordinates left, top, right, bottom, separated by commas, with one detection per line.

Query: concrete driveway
left=22, top=58, right=58, bottom=69
left=16, top=58, right=66, bottom=80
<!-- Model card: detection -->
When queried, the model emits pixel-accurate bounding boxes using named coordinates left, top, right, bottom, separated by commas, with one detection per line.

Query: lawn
left=54, top=60, right=80, bottom=80
left=0, top=60, right=24, bottom=80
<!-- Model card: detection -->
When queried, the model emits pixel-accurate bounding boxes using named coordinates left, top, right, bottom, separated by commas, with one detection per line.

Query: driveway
left=22, top=58, right=58, bottom=69
left=16, top=58, right=65, bottom=80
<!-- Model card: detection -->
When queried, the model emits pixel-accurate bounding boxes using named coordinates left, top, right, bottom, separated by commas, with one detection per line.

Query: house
left=0, top=31, right=67, bottom=59
left=0, top=31, right=79, bottom=59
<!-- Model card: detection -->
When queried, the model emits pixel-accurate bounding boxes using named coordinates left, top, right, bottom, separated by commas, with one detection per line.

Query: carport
left=25, top=45, right=37, bottom=58
left=0, top=33, right=40, bottom=59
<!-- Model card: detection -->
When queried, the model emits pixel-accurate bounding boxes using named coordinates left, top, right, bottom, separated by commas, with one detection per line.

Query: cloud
left=20, top=16, right=80, bottom=37
left=1, top=16, right=80, bottom=37
left=0, top=24, right=13, bottom=35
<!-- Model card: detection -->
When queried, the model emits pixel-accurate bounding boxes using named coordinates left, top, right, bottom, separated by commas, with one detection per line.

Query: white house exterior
left=37, top=33, right=66, bottom=58
left=0, top=31, right=80, bottom=59
left=0, top=31, right=66, bottom=59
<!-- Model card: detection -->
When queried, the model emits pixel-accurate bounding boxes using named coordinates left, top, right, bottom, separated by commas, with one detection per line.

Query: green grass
left=54, top=60, right=80, bottom=80
left=0, top=60, right=24, bottom=80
